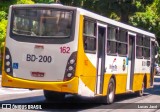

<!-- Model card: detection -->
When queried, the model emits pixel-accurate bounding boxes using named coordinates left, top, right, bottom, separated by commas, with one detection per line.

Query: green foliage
left=129, top=0, right=160, bottom=43
left=33, top=0, right=54, bottom=3
left=0, top=19, right=7, bottom=42
left=58, top=0, right=153, bottom=23
left=16, top=0, right=34, bottom=4
left=0, top=0, right=34, bottom=13
left=0, top=1, right=15, bottom=13
left=0, top=11, right=7, bottom=21
left=109, top=12, right=120, bottom=21
left=156, top=3, right=160, bottom=14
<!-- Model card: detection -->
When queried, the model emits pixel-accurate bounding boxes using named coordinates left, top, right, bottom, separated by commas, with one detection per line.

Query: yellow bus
left=2, top=4, right=158, bottom=104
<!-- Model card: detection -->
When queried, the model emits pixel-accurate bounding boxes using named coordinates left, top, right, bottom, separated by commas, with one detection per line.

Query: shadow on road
left=144, top=77, right=160, bottom=95
left=145, top=85, right=160, bottom=95
left=0, top=93, right=150, bottom=111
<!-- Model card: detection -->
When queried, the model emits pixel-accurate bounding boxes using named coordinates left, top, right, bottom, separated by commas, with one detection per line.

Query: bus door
left=126, top=33, right=136, bottom=91
left=150, top=41, right=156, bottom=86
left=95, top=23, right=106, bottom=94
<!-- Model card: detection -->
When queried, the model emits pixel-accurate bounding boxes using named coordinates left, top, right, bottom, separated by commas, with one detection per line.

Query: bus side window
left=83, top=19, right=96, bottom=53
left=117, top=29, right=128, bottom=56
left=143, top=48, right=150, bottom=59
left=84, top=36, right=96, bottom=51
left=136, top=35, right=150, bottom=59
left=107, top=27, right=117, bottom=55
left=118, top=43, right=127, bottom=56
left=107, top=27, right=116, bottom=40
left=107, top=41, right=117, bottom=54
left=143, top=36, right=150, bottom=59
left=136, top=35, right=143, bottom=59
left=136, top=46, right=143, bottom=58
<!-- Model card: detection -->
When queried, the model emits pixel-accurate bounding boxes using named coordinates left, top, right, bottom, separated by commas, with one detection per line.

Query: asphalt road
left=0, top=76, right=160, bottom=112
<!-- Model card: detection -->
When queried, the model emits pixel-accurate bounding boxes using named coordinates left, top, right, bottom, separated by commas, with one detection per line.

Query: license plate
left=26, top=54, right=52, bottom=63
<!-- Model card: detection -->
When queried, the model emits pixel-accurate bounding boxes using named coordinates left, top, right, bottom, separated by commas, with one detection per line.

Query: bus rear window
left=12, top=8, right=73, bottom=38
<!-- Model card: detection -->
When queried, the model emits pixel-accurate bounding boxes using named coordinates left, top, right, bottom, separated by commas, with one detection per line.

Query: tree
left=0, top=11, right=7, bottom=21
left=57, top=0, right=153, bottom=23
left=33, top=0, right=54, bottom=3
left=129, top=0, right=160, bottom=43
left=0, top=19, right=7, bottom=42
left=96, top=0, right=154, bottom=23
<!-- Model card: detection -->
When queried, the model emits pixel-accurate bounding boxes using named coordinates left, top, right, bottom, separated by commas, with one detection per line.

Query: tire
left=103, top=78, right=115, bottom=104
left=136, top=81, right=144, bottom=97
left=43, top=90, right=65, bottom=101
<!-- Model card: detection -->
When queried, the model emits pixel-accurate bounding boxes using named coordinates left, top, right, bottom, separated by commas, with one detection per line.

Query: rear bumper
left=2, top=71, right=79, bottom=94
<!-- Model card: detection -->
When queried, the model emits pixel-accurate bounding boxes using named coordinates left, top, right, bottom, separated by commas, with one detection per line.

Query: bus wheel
left=43, top=90, right=65, bottom=101
left=136, top=82, right=144, bottom=97
left=104, top=78, right=115, bottom=104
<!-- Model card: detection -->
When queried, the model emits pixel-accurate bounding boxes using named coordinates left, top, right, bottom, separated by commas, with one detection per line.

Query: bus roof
left=11, top=4, right=155, bottom=38
left=77, top=8, right=155, bottom=38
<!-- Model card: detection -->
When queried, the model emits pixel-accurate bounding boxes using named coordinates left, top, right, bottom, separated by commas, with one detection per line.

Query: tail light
left=4, top=47, right=13, bottom=76
left=63, top=52, right=77, bottom=81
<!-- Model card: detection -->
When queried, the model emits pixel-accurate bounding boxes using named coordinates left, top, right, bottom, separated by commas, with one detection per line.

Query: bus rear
left=2, top=4, right=80, bottom=96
